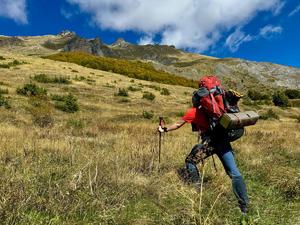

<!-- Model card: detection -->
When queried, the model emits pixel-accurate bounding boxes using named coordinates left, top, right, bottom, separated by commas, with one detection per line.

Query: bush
left=53, top=94, right=79, bottom=113
left=33, top=74, right=71, bottom=84
left=0, top=63, right=10, bottom=68
left=272, top=91, right=289, bottom=107
left=142, top=92, right=155, bottom=101
left=285, top=89, right=300, bottom=99
left=248, top=89, right=269, bottom=101
left=116, top=88, right=129, bottom=97
left=145, top=84, right=161, bottom=91
left=260, top=109, right=279, bottom=120
left=0, top=56, right=5, bottom=60
left=127, top=86, right=142, bottom=92
left=17, top=83, right=47, bottom=96
left=74, top=75, right=86, bottom=81
left=160, top=88, right=170, bottom=95
left=0, top=95, right=10, bottom=109
left=142, top=111, right=154, bottom=119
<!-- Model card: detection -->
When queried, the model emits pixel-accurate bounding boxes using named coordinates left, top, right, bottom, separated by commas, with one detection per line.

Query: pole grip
left=159, top=117, right=165, bottom=127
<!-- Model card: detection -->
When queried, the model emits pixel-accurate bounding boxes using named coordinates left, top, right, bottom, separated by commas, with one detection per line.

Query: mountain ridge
left=1, top=31, right=299, bottom=89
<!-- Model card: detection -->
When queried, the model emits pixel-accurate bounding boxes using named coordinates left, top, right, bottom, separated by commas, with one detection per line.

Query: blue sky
left=0, top=0, right=299, bottom=68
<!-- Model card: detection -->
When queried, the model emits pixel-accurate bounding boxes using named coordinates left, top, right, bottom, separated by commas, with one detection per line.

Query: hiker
left=158, top=76, right=249, bottom=213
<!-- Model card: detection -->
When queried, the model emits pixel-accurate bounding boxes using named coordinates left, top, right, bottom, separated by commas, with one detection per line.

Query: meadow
left=0, top=51, right=299, bottom=225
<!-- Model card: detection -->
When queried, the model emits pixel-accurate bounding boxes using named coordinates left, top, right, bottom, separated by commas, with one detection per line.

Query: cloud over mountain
left=0, top=0, right=27, bottom=24
left=67, top=0, right=283, bottom=52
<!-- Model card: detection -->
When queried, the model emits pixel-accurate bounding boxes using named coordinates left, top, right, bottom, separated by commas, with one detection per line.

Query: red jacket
left=181, top=108, right=210, bottom=132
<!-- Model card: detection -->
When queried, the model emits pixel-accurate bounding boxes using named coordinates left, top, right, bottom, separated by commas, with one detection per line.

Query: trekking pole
left=158, top=117, right=165, bottom=166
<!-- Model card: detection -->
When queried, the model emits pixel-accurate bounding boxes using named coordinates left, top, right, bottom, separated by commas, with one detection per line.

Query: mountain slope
left=0, top=43, right=299, bottom=224
left=1, top=31, right=299, bottom=91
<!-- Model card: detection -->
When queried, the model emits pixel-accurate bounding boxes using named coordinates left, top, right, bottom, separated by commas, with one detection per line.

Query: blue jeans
left=216, top=148, right=249, bottom=208
left=185, top=142, right=249, bottom=208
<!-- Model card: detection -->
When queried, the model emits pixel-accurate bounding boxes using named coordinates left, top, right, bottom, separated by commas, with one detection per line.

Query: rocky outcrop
left=111, top=38, right=130, bottom=48
left=63, top=37, right=108, bottom=56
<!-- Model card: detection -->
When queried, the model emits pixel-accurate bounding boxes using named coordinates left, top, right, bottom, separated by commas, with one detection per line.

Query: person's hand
left=158, top=126, right=167, bottom=133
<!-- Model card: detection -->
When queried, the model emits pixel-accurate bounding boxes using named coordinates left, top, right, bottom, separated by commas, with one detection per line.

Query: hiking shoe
left=239, top=204, right=248, bottom=214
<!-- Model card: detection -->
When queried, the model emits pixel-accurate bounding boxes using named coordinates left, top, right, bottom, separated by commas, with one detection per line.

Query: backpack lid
left=198, top=75, right=221, bottom=89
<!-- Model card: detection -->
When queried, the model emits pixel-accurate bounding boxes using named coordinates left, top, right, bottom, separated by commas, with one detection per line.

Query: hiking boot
left=239, top=204, right=248, bottom=214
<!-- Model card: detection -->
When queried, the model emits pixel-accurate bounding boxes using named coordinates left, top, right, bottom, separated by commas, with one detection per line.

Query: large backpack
left=192, top=76, right=225, bottom=120
left=192, top=76, right=244, bottom=141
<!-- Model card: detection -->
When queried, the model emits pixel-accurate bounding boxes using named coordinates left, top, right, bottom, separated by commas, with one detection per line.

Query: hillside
left=1, top=31, right=299, bottom=91
left=0, top=34, right=299, bottom=224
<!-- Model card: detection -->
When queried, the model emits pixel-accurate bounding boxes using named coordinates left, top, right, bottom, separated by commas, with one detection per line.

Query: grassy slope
left=45, top=52, right=197, bottom=88
left=0, top=50, right=299, bottom=225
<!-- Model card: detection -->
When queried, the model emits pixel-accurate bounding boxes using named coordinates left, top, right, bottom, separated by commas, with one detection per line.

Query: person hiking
left=158, top=76, right=249, bottom=213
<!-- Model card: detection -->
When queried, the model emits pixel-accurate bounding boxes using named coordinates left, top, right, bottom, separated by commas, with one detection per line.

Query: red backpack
left=192, top=76, right=225, bottom=120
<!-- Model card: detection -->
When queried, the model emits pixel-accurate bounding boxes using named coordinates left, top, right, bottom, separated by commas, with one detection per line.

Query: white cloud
left=288, top=5, right=300, bottom=17
left=0, top=0, right=27, bottom=24
left=225, top=29, right=253, bottom=52
left=259, top=25, right=282, bottom=38
left=138, top=35, right=155, bottom=45
left=66, top=0, right=282, bottom=52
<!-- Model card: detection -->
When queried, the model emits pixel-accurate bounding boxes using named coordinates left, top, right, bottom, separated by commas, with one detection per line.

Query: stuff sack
left=220, top=111, right=260, bottom=129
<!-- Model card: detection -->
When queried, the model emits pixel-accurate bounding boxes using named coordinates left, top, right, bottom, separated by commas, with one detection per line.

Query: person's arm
left=158, top=119, right=186, bottom=133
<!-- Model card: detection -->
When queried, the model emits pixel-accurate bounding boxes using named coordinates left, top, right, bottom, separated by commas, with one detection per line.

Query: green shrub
left=11, top=59, right=22, bottom=66
left=0, top=95, right=10, bottom=109
left=285, top=89, right=300, bottom=99
left=248, top=89, right=269, bottom=101
left=54, top=94, right=79, bottom=113
left=86, top=78, right=96, bottom=84
left=118, top=98, right=131, bottom=103
left=160, top=88, right=170, bottom=95
left=260, top=109, right=279, bottom=120
left=17, top=83, right=47, bottom=96
left=71, top=69, right=78, bottom=73
left=0, top=56, right=5, bottom=60
left=145, top=84, right=161, bottom=91
left=0, top=59, right=24, bottom=69
left=0, top=63, right=10, bottom=68
left=33, top=74, right=71, bottom=84
left=116, top=88, right=129, bottom=97
left=127, top=86, right=142, bottom=92
left=272, top=91, right=289, bottom=107
left=142, top=111, right=154, bottom=119
left=142, top=92, right=155, bottom=101
left=74, top=75, right=86, bottom=81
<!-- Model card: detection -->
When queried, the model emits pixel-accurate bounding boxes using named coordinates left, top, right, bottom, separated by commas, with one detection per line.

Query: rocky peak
left=63, top=36, right=106, bottom=56
left=59, top=30, right=76, bottom=38
left=111, top=38, right=130, bottom=48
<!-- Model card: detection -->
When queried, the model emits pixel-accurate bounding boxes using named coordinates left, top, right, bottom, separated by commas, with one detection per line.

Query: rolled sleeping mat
left=220, top=111, right=259, bottom=129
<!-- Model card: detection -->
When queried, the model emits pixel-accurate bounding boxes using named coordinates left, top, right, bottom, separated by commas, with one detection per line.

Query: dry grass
left=0, top=48, right=299, bottom=224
